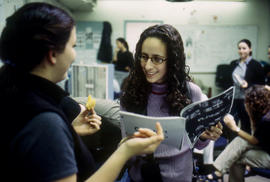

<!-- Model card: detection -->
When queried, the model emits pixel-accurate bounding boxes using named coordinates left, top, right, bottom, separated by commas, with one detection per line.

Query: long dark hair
left=117, top=37, right=129, bottom=51
left=245, top=85, right=270, bottom=131
left=0, top=2, right=75, bottom=72
left=120, top=24, right=191, bottom=115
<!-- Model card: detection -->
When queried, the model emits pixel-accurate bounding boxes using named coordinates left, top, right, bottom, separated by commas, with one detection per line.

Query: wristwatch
left=235, top=127, right=240, bottom=133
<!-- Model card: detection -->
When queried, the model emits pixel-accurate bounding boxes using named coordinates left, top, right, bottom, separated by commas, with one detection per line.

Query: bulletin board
left=124, top=20, right=163, bottom=54
left=175, top=25, right=258, bottom=73
left=75, top=21, right=103, bottom=64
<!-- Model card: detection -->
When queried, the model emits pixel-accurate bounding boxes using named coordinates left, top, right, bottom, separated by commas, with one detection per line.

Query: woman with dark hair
left=113, top=38, right=134, bottom=94
left=207, top=85, right=270, bottom=182
left=120, top=24, right=223, bottom=182
left=229, top=39, right=265, bottom=135
left=0, top=3, right=164, bottom=182
left=113, top=37, right=134, bottom=72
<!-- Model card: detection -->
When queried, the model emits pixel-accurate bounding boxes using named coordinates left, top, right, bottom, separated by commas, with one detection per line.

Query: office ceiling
left=56, top=0, right=97, bottom=12
left=56, top=0, right=245, bottom=12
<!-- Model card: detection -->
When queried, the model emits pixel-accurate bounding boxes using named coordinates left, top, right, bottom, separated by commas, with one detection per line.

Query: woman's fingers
left=216, top=122, right=223, bottom=130
left=84, top=114, right=102, bottom=124
left=137, top=128, right=157, bottom=137
left=89, top=122, right=100, bottom=130
left=207, top=127, right=221, bottom=139
left=211, top=125, right=223, bottom=136
left=121, top=123, right=164, bottom=156
left=203, top=130, right=219, bottom=141
left=88, top=117, right=102, bottom=125
left=155, top=122, right=164, bottom=140
left=134, top=122, right=164, bottom=141
left=133, top=132, right=149, bottom=138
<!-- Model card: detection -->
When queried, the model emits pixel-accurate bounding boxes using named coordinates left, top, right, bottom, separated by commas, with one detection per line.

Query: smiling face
left=140, top=37, right=167, bottom=84
left=54, top=27, right=77, bottom=82
left=238, top=42, right=252, bottom=60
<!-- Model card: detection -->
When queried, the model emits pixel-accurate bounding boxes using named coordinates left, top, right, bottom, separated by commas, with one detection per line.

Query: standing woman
left=230, top=39, right=265, bottom=134
left=0, top=3, right=164, bottom=182
left=120, top=24, right=223, bottom=182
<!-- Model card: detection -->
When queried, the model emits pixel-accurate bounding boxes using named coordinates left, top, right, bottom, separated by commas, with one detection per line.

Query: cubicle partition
left=71, top=64, right=114, bottom=100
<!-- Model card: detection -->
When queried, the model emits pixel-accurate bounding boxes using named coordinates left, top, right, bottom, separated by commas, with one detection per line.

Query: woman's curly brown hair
left=120, top=24, right=191, bottom=116
left=245, top=85, right=270, bottom=130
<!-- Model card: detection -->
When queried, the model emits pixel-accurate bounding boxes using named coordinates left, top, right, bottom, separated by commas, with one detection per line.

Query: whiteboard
left=175, top=25, right=258, bottom=73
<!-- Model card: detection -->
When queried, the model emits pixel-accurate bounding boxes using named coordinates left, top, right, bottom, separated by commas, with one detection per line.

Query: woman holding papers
left=207, top=85, right=270, bottom=182
left=229, top=39, right=265, bottom=135
left=0, top=3, right=164, bottom=182
left=120, top=24, right=223, bottom=182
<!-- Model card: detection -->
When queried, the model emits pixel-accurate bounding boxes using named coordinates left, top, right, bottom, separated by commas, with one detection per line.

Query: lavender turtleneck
left=128, top=82, right=210, bottom=182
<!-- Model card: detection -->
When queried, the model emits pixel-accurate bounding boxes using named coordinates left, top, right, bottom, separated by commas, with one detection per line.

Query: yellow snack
left=86, top=95, right=96, bottom=110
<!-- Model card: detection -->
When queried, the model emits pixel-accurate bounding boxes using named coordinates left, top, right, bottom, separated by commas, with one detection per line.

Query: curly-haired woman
left=207, top=85, right=270, bottom=182
left=120, top=24, right=223, bottom=182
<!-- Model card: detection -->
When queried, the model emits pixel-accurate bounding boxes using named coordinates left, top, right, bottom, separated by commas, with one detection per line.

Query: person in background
left=120, top=24, right=223, bottom=182
left=268, top=45, right=270, bottom=60
left=113, top=38, right=134, bottom=98
left=229, top=39, right=265, bottom=136
left=263, top=45, right=270, bottom=85
left=0, top=3, right=164, bottom=182
left=206, top=85, right=270, bottom=182
left=113, top=37, right=134, bottom=72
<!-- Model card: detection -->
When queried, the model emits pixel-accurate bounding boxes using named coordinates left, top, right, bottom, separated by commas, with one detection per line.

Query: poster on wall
left=75, top=21, right=103, bottom=64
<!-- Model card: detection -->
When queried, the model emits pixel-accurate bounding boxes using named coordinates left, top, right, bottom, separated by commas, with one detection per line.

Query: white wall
left=27, top=0, right=72, bottom=15
left=72, top=0, right=270, bottom=96
left=75, top=0, right=270, bottom=61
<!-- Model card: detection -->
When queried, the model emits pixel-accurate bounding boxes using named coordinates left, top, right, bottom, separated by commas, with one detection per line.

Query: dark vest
left=1, top=69, right=95, bottom=182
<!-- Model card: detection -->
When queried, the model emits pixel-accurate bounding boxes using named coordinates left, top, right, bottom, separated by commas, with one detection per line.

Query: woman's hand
left=240, top=80, right=248, bottom=88
left=223, top=113, right=239, bottom=132
left=113, top=48, right=119, bottom=62
left=265, top=85, right=270, bottom=91
left=120, top=122, right=164, bottom=158
left=72, top=104, right=102, bottom=136
left=200, top=122, right=223, bottom=141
